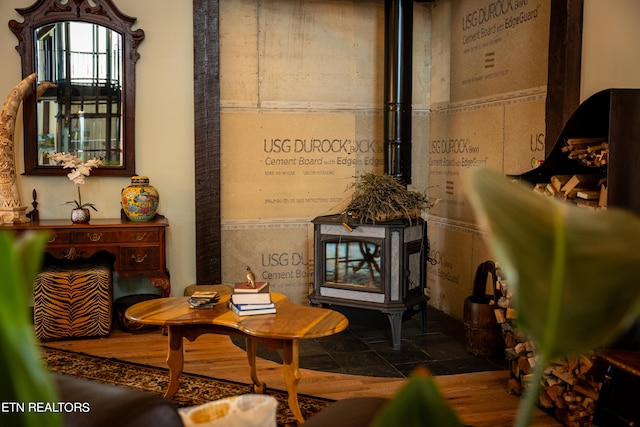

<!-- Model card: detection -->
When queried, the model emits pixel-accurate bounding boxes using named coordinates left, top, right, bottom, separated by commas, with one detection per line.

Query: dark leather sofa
left=54, top=374, right=184, bottom=427
left=55, top=373, right=387, bottom=427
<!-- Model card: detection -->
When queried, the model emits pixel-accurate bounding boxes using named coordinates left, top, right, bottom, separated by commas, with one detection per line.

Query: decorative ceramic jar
left=71, top=208, right=90, bottom=224
left=121, top=176, right=159, bottom=221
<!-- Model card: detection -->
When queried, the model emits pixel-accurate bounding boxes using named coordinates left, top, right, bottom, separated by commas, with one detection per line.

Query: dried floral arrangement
left=346, top=173, right=434, bottom=223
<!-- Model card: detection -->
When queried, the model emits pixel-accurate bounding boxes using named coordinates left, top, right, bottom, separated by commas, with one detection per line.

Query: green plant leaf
left=0, top=231, right=61, bottom=427
left=466, top=167, right=640, bottom=359
left=371, top=368, right=464, bottom=427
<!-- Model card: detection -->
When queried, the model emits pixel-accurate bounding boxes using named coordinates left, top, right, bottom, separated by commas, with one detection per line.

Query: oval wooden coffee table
left=125, top=292, right=348, bottom=423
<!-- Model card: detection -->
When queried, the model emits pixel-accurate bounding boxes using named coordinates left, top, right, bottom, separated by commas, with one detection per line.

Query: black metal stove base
left=309, top=294, right=428, bottom=350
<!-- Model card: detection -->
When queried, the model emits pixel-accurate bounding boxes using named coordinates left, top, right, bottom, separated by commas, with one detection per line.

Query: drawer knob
left=88, top=233, right=103, bottom=242
left=47, top=236, right=57, bottom=243
left=135, top=232, right=147, bottom=241
left=132, top=253, right=148, bottom=263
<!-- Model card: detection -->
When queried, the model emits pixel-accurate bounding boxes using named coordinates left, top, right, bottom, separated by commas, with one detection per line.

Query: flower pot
left=121, top=176, right=159, bottom=222
left=71, top=208, right=90, bottom=224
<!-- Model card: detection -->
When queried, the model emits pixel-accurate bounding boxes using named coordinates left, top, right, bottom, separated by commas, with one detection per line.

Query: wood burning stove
left=310, top=214, right=428, bottom=349
left=309, top=0, right=426, bottom=350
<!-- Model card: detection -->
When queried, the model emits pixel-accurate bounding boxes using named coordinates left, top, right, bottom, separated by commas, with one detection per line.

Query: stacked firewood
left=562, top=137, right=608, bottom=167
left=491, top=267, right=532, bottom=395
left=492, top=267, right=603, bottom=427
left=532, top=138, right=609, bottom=210
left=539, top=355, right=602, bottom=427
left=533, top=173, right=607, bottom=210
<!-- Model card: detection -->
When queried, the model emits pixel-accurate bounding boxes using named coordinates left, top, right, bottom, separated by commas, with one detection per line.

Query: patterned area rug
left=41, top=346, right=333, bottom=426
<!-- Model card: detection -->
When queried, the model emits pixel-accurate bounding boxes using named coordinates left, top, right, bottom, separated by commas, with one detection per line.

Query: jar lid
left=131, top=175, right=150, bottom=184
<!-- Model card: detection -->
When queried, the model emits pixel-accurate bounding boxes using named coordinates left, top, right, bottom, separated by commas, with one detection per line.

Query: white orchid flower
left=47, top=152, right=103, bottom=183
left=47, top=152, right=103, bottom=210
left=67, top=169, right=85, bottom=184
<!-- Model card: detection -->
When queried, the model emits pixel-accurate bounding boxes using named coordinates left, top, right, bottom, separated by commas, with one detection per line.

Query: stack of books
left=188, top=291, right=220, bottom=309
left=228, top=281, right=275, bottom=316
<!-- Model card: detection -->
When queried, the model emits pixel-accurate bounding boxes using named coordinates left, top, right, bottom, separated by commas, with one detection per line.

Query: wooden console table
left=4, top=217, right=170, bottom=296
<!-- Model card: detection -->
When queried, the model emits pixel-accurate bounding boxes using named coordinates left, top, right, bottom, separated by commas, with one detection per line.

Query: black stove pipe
left=384, top=0, right=413, bottom=185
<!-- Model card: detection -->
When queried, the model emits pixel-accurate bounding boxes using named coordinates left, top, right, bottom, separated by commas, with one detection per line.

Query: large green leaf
left=0, top=231, right=60, bottom=427
left=466, top=167, right=640, bottom=359
left=371, top=367, right=464, bottom=427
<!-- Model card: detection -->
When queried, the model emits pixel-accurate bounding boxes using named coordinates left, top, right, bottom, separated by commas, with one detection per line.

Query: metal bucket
left=463, top=261, right=505, bottom=358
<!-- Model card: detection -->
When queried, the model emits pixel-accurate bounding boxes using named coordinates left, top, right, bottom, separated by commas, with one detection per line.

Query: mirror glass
left=35, top=22, right=124, bottom=166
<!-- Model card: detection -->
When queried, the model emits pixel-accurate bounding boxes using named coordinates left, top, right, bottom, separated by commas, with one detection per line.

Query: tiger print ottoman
left=34, top=264, right=112, bottom=340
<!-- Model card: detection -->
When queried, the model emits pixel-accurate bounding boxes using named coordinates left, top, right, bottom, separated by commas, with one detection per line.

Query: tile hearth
left=234, top=304, right=508, bottom=378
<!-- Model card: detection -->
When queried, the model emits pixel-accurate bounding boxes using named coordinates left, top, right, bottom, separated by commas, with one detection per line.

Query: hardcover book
left=231, top=288, right=272, bottom=305
left=229, top=301, right=276, bottom=316
left=233, top=281, right=269, bottom=293
left=234, top=302, right=276, bottom=311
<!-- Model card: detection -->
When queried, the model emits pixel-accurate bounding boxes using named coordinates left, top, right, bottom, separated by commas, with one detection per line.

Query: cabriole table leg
left=165, top=325, right=184, bottom=399
left=246, top=337, right=266, bottom=393
left=282, top=339, right=303, bottom=423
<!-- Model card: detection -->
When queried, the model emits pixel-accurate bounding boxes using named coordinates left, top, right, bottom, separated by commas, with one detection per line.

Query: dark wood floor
left=43, top=328, right=561, bottom=427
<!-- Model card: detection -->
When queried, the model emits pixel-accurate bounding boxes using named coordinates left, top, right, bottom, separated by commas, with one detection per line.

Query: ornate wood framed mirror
left=9, top=0, right=144, bottom=176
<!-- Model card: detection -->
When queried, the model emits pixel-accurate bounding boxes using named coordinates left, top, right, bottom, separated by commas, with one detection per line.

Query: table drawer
left=119, top=229, right=160, bottom=243
left=72, top=230, right=120, bottom=244
left=120, top=246, right=161, bottom=271
left=46, top=231, right=71, bottom=244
